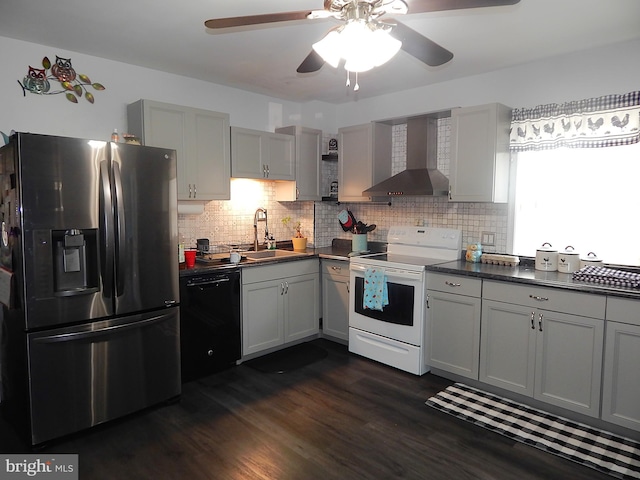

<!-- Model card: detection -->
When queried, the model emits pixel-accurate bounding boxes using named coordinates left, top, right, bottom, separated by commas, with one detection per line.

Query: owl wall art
left=18, top=55, right=105, bottom=104
left=22, top=67, right=50, bottom=94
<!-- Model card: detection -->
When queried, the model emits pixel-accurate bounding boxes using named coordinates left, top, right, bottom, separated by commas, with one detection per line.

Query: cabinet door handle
left=284, top=281, right=289, bottom=294
left=448, top=185, right=452, bottom=201
left=530, top=311, right=535, bottom=329
left=188, top=184, right=193, bottom=198
left=280, top=282, right=284, bottom=295
left=296, top=187, right=300, bottom=199
left=263, top=165, right=267, bottom=177
left=529, top=294, right=549, bottom=301
left=538, top=313, right=543, bottom=332
left=331, top=266, right=342, bottom=272
left=426, top=294, right=430, bottom=309
left=266, top=165, right=270, bottom=178
left=445, top=281, right=461, bottom=287
left=346, top=281, right=350, bottom=294
left=193, top=183, right=196, bottom=199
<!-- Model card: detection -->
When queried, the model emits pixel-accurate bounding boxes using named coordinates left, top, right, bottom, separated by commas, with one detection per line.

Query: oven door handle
left=350, top=263, right=423, bottom=281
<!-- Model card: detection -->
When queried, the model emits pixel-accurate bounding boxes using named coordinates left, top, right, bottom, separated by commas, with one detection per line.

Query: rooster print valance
left=510, top=91, right=640, bottom=151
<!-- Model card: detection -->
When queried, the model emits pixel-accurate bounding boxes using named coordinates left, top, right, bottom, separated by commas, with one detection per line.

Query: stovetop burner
left=350, top=226, right=462, bottom=270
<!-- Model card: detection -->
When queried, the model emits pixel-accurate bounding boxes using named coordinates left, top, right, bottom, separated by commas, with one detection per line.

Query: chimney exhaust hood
left=363, top=113, right=450, bottom=197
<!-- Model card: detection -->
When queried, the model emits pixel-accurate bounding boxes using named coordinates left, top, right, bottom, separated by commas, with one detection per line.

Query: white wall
left=0, top=36, right=337, bottom=141
left=3, top=35, right=638, bottom=141
left=334, top=38, right=640, bottom=128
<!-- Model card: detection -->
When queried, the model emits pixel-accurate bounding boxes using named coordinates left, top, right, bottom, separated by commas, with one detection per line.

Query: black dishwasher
left=179, top=268, right=241, bottom=382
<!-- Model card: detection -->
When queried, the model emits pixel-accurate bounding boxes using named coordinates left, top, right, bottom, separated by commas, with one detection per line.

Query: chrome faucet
left=253, top=208, right=268, bottom=251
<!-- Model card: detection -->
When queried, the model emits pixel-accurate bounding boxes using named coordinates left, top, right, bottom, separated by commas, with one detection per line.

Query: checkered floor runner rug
left=426, top=383, right=640, bottom=479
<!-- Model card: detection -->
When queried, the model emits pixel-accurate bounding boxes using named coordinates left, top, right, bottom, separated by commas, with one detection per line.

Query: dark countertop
left=180, top=238, right=388, bottom=276
left=181, top=241, right=640, bottom=300
left=181, top=249, right=316, bottom=276
left=428, top=259, right=640, bottom=300
left=316, top=238, right=387, bottom=261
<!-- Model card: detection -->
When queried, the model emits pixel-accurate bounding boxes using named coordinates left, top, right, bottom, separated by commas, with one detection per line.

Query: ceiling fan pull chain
left=345, top=71, right=359, bottom=91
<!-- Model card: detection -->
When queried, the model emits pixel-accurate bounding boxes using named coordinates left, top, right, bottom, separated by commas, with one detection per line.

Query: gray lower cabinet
left=601, top=297, right=640, bottom=432
left=426, top=272, right=481, bottom=379
left=242, top=260, right=320, bottom=356
left=480, top=280, right=605, bottom=417
left=321, top=259, right=349, bottom=342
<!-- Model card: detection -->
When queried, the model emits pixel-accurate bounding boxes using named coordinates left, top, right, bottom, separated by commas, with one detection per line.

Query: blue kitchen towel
left=363, top=267, right=388, bottom=311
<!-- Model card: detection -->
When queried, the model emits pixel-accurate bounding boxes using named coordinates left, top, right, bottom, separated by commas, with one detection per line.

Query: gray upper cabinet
left=275, top=125, right=322, bottom=201
left=602, top=297, right=640, bottom=432
left=480, top=280, right=605, bottom=417
left=338, top=122, right=392, bottom=202
left=449, top=103, right=511, bottom=203
left=127, top=99, right=230, bottom=201
left=230, top=126, right=295, bottom=180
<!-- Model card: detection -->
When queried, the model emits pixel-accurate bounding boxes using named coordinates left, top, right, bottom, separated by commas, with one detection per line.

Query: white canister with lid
left=229, top=249, right=241, bottom=264
left=580, top=252, right=603, bottom=269
left=557, top=245, right=580, bottom=273
left=535, top=242, right=558, bottom=271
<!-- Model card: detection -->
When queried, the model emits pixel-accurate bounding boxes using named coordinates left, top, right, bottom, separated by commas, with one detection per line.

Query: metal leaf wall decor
left=18, top=56, right=106, bottom=104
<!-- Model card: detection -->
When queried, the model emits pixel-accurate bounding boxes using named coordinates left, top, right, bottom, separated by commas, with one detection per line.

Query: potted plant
left=282, top=216, right=308, bottom=251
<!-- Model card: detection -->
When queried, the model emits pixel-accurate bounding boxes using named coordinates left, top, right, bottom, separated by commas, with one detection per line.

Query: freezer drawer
left=26, top=308, right=180, bottom=445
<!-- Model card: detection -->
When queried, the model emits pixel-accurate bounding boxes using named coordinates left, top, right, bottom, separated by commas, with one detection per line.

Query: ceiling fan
left=204, top=0, right=521, bottom=74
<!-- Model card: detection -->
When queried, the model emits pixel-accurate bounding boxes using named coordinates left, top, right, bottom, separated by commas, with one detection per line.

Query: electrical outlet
left=482, top=231, right=495, bottom=246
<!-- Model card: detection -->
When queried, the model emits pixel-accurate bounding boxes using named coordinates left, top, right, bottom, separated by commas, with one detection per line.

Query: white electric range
left=348, top=226, right=462, bottom=375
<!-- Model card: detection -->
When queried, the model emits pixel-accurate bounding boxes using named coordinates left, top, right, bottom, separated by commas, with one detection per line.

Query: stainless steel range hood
left=363, top=113, right=450, bottom=197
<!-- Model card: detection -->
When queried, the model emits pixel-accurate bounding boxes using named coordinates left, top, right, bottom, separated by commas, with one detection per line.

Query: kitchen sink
left=245, top=249, right=308, bottom=261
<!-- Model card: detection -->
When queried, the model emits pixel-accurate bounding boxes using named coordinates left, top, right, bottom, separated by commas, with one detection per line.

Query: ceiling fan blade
left=205, top=11, right=312, bottom=29
left=390, top=22, right=453, bottom=66
left=404, top=0, right=520, bottom=14
left=297, top=50, right=326, bottom=73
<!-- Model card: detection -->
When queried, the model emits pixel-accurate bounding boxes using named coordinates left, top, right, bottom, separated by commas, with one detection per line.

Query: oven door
left=349, top=262, right=425, bottom=345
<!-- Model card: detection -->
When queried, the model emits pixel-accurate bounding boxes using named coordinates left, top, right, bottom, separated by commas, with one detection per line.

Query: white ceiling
left=1, top=0, right=639, bottom=104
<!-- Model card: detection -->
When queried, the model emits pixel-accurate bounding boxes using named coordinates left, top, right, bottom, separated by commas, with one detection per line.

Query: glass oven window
left=354, top=277, right=414, bottom=326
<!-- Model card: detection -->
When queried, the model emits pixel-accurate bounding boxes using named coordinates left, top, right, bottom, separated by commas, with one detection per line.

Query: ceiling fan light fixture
left=313, top=19, right=402, bottom=73
left=370, top=28, right=402, bottom=65
left=312, top=30, right=342, bottom=68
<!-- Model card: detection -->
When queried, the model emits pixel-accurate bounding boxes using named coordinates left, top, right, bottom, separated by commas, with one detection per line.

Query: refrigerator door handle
left=99, top=160, right=115, bottom=300
left=113, top=161, right=127, bottom=297
left=32, top=313, right=169, bottom=344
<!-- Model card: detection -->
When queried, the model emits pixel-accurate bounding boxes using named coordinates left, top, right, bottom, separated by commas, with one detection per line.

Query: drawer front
left=606, top=297, right=640, bottom=326
left=483, top=280, right=606, bottom=318
left=242, top=258, right=319, bottom=284
left=322, top=259, right=349, bottom=279
left=427, top=272, right=482, bottom=297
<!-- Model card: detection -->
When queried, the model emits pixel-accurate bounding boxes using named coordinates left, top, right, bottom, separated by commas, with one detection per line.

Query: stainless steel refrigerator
left=0, top=132, right=180, bottom=446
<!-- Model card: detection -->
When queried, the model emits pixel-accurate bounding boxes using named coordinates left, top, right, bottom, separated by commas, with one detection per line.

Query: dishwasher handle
left=186, top=277, right=231, bottom=288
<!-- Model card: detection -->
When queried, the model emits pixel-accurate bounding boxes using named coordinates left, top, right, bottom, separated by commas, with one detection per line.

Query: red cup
left=184, top=249, right=197, bottom=268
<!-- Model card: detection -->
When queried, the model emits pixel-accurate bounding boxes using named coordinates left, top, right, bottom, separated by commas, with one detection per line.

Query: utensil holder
left=352, top=234, right=367, bottom=253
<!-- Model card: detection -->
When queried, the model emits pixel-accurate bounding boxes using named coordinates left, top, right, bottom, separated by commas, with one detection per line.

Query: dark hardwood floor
left=1, top=339, right=613, bottom=479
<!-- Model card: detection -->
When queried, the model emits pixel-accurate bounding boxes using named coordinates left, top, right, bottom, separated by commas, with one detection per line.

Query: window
left=510, top=142, right=640, bottom=266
